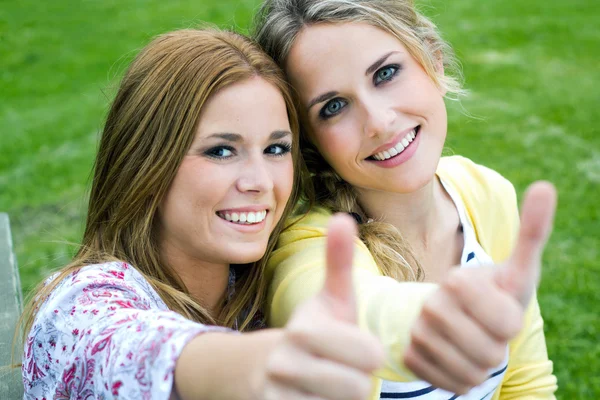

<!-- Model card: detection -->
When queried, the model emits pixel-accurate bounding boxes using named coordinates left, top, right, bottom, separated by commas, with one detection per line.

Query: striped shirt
left=379, top=179, right=509, bottom=399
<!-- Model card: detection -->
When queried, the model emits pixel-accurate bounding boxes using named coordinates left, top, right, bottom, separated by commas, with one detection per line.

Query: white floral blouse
left=22, top=261, right=229, bottom=400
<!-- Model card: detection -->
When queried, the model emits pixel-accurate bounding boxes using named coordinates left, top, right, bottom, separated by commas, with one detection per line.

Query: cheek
left=273, top=159, right=294, bottom=210
left=166, top=160, right=230, bottom=218
left=313, top=123, right=360, bottom=170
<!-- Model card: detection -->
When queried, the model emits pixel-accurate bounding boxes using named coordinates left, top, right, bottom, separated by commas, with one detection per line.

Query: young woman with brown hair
left=20, top=28, right=384, bottom=400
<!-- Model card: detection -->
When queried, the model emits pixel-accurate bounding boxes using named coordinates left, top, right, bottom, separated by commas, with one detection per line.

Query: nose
left=236, top=154, right=274, bottom=194
left=361, top=97, right=396, bottom=139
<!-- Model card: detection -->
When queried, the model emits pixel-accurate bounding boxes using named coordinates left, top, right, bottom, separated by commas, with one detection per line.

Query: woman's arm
left=26, top=217, right=385, bottom=400
left=494, top=293, right=557, bottom=399
left=266, top=212, right=438, bottom=381
left=175, top=215, right=385, bottom=400
left=23, top=262, right=225, bottom=400
left=267, top=184, right=557, bottom=394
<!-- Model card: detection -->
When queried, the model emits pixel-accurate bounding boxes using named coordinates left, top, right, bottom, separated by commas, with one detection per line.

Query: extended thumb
left=496, top=181, right=557, bottom=305
left=322, top=213, right=358, bottom=323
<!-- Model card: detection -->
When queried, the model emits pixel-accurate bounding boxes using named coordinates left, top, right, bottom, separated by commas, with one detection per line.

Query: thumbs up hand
left=261, top=214, right=384, bottom=400
left=495, top=181, right=556, bottom=307
left=404, top=182, right=557, bottom=395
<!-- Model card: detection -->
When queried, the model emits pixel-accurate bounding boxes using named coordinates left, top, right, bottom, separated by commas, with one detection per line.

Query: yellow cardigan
left=266, top=156, right=557, bottom=399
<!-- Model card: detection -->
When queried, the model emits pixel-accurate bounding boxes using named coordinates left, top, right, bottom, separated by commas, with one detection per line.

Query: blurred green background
left=1, top=0, right=598, bottom=396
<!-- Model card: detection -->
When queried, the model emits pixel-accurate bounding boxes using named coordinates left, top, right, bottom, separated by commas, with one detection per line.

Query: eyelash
left=373, top=64, right=401, bottom=85
left=204, top=142, right=292, bottom=159
left=318, top=63, right=402, bottom=120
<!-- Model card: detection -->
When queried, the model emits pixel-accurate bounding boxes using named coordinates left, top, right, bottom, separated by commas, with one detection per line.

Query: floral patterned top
left=22, top=261, right=229, bottom=400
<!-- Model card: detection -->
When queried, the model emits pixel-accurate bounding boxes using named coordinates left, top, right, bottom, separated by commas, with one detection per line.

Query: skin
left=174, top=215, right=386, bottom=400
left=284, top=22, right=557, bottom=394
left=286, top=22, right=463, bottom=282
left=154, top=77, right=384, bottom=399
left=158, top=77, right=294, bottom=313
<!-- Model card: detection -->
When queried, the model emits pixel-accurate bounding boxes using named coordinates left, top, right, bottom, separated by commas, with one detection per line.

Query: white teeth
left=371, top=128, right=418, bottom=161
left=218, top=210, right=267, bottom=225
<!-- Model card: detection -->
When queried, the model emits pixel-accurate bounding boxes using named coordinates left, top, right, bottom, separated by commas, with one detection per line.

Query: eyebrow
left=305, top=51, right=401, bottom=111
left=366, top=51, right=399, bottom=76
left=269, top=130, right=292, bottom=140
left=307, top=91, right=339, bottom=111
left=207, top=132, right=243, bottom=141
left=206, top=130, right=291, bottom=141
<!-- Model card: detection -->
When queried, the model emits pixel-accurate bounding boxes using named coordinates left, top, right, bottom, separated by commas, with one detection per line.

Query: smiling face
left=158, top=77, right=294, bottom=267
left=286, top=22, right=448, bottom=195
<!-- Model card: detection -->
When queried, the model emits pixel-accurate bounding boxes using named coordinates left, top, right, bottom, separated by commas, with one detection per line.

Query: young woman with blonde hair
left=254, top=0, right=558, bottom=398
left=19, top=28, right=385, bottom=400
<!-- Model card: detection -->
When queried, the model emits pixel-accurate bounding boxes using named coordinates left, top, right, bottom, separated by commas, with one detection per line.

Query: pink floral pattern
left=22, top=262, right=228, bottom=399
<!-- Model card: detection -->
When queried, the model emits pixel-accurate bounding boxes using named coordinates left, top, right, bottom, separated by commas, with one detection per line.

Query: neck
left=160, top=245, right=230, bottom=318
left=356, top=176, right=448, bottom=247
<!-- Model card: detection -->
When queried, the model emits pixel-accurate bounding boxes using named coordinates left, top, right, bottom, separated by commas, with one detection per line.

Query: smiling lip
left=217, top=205, right=270, bottom=214
left=216, top=205, right=271, bottom=232
left=367, top=126, right=420, bottom=168
left=369, top=126, right=419, bottom=157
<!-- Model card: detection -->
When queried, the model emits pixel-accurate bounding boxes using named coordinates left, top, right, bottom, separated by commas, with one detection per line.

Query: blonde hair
left=254, top=0, right=466, bottom=281
left=19, top=28, right=308, bottom=348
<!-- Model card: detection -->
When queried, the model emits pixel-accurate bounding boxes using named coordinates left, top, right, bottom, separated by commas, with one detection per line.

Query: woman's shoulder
left=42, top=261, right=167, bottom=314
left=280, top=207, right=334, bottom=238
left=438, top=155, right=519, bottom=261
left=437, top=155, right=516, bottom=207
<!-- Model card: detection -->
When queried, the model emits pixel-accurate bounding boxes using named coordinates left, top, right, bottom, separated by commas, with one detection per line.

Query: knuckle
left=466, top=367, right=488, bottom=387
left=347, top=374, right=372, bottom=400
left=410, top=320, right=427, bottom=345
left=265, top=349, right=299, bottom=383
left=410, top=323, right=437, bottom=358
left=454, top=384, right=472, bottom=395
left=403, top=345, right=421, bottom=373
left=484, top=342, right=506, bottom=367
left=420, top=298, right=445, bottom=325
left=370, top=340, right=386, bottom=370
left=363, top=346, right=385, bottom=372
left=498, top=303, right=524, bottom=338
left=444, top=270, right=465, bottom=293
left=286, top=326, right=313, bottom=347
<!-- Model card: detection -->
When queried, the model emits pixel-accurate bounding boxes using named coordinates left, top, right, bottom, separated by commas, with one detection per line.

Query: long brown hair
left=254, top=0, right=466, bottom=281
left=19, top=28, right=309, bottom=346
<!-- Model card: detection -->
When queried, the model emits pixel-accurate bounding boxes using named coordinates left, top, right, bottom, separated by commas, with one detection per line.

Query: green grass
left=1, top=0, right=598, bottom=397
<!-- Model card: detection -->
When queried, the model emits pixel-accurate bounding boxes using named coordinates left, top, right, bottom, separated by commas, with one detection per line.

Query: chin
left=225, top=245, right=269, bottom=265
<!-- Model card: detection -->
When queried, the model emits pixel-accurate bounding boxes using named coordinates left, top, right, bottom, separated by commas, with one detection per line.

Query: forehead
left=286, top=23, right=406, bottom=92
left=196, top=77, right=290, bottom=139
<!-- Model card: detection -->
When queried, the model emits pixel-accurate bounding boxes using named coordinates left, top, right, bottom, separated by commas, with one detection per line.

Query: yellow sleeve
left=493, top=292, right=557, bottom=399
left=439, top=155, right=558, bottom=398
left=494, top=186, right=557, bottom=399
left=266, top=212, right=438, bottom=381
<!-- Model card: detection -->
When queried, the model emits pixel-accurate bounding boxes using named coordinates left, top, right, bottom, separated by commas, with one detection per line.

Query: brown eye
left=205, top=146, right=234, bottom=158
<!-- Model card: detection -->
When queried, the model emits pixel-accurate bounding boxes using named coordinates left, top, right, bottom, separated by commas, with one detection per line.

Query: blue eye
left=205, top=146, right=234, bottom=159
left=374, top=65, right=400, bottom=85
left=266, top=142, right=292, bottom=157
left=319, top=98, right=348, bottom=119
